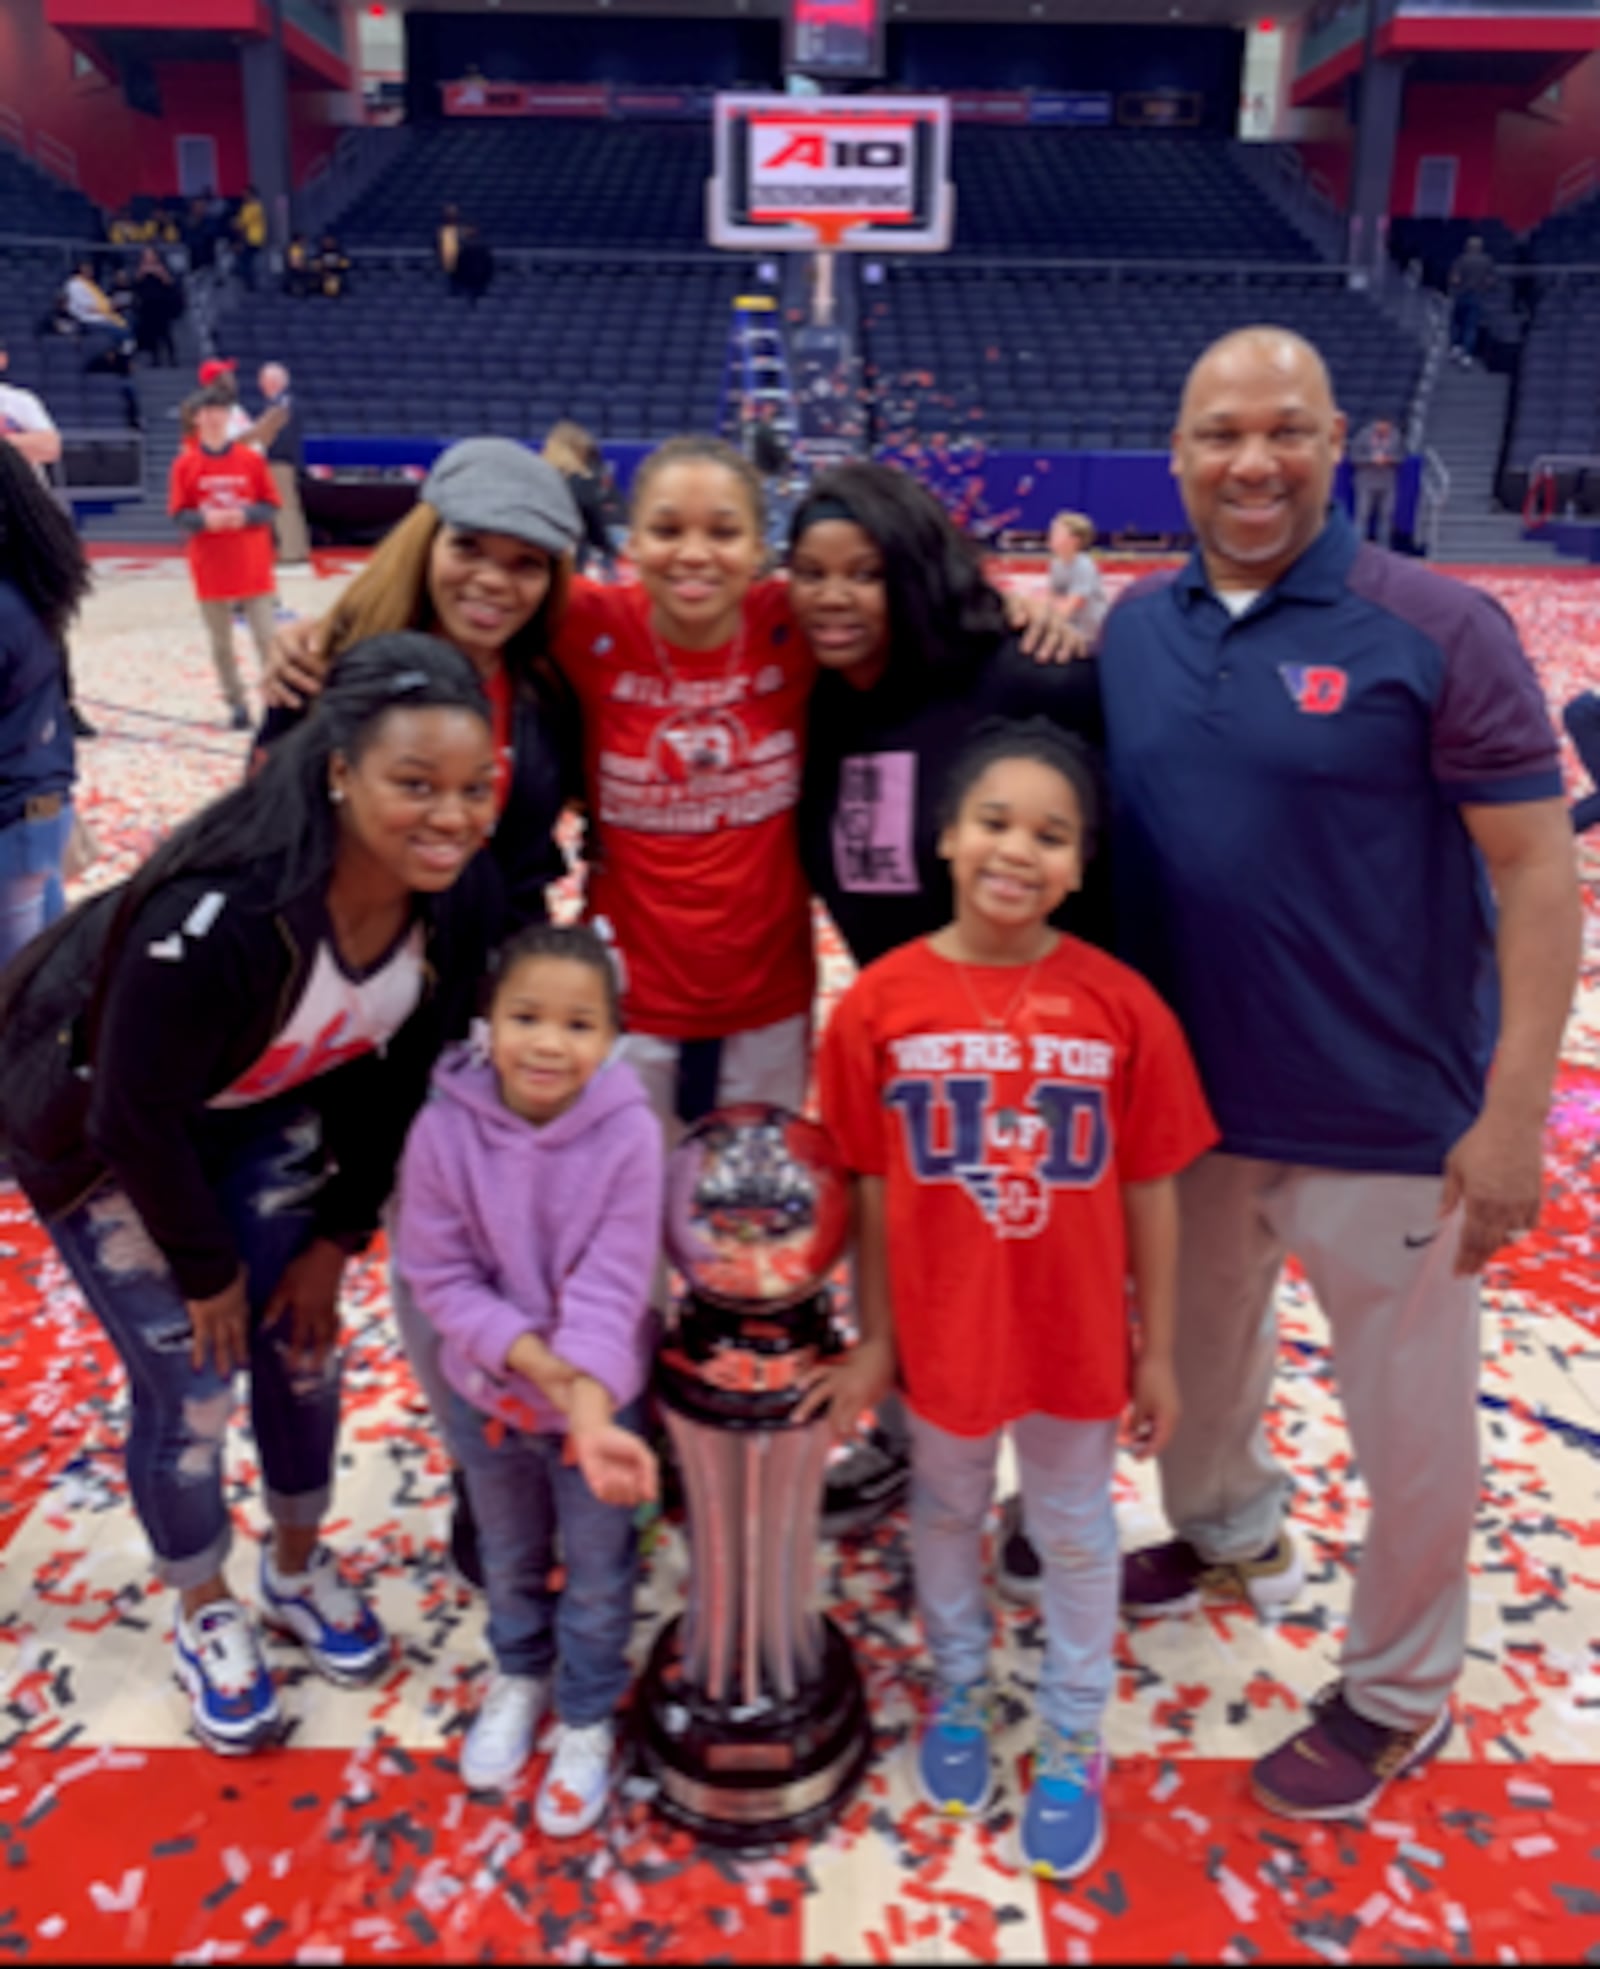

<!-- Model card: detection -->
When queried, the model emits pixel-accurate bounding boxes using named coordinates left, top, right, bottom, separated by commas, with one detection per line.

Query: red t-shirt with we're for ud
left=556, top=578, right=816, bottom=1041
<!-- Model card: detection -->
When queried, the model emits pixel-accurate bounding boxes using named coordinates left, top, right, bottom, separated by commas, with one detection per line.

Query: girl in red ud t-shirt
left=810, top=717, right=1216, bottom=1883
left=553, top=435, right=817, bottom=1128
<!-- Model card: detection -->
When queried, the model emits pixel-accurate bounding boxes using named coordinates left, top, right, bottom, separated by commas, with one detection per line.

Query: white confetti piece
left=1512, top=1833, right=1557, bottom=1858
left=36, top=1917, right=65, bottom=1940
left=1049, top=1899, right=1099, bottom=1935
left=1356, top=1892, right=1391, bottom=1928
left=1149, top=1766, right=1181, bottom=1803
left=1399, top=1840, right=1443, bottom=1868
left=1506, top=1778, right=1553, bottom=1807
left=1216, top=1865, right=1257, bottom=1924
left=87, top=1868, right=144, bottom=1914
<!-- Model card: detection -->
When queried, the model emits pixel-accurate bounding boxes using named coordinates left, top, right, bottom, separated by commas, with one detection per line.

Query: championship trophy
left=634, top=1104, right=873, bottom=1847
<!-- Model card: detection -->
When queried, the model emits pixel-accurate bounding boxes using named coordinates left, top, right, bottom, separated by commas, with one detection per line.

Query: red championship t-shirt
left=167, top=442, right=279, bottom=603
left=819, top=935, right=1219, bottom=1436
left=555, top=578, right=817, bottom=1040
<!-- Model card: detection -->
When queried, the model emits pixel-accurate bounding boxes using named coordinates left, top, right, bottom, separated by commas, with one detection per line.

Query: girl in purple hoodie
left=395, top=922, right=662, bottom=1832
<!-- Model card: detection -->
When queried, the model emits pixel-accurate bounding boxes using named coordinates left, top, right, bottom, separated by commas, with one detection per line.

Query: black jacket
left=800, top=638, right=1110, bottom=967
left=258, top=661, right=580, bottom=935
left=0, top=850, right=501, bottom=1299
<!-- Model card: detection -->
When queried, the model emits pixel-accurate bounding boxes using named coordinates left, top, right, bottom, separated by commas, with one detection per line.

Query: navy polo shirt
left=1100, top=510, right=1561, bottom=1175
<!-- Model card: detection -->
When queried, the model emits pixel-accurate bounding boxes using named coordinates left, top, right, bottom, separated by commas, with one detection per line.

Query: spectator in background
left=1350, top=415, right=1403, bottom=547
left=1046, top=510, right=1110, bottom=638
left=185, top=195, right=222, bottom=301
left=454, top=224, right=494, bottom=306
left=283, top=235, right=315, bottom=299
left=0, top=338, right=64, bottom=479
left=1447, top=236, right=1497, bottom=367
left=258, top=362, right=310, bottom=569
left=0, top=441, right=90, bottom=967
left=543, top=421, right=614, bottom=579
left=63, top=260, right=130, bottom=364
left=167, top=381, right=281, bottom=731
left=315, top=233, right=350, bottom=301
left=180, top=361, right=287, bottom=454
left=0, top=339, right=97, bottom=740
left=132, top=247, right=180, bottom=369
left=233, top=186, right=267, bottom=293
left=436, top=203, right=462, bottom=288
left=1564, top=692, right=1600, bottom=835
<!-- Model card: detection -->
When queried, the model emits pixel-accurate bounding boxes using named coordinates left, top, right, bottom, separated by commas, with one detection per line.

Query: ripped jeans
left=46, top=1106, right=343, bottom=1589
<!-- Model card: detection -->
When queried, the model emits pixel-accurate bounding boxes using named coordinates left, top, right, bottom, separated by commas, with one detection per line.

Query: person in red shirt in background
left=169, top=382, right=280, bottom=731
left=810, top=717, right=1216, bottom=1882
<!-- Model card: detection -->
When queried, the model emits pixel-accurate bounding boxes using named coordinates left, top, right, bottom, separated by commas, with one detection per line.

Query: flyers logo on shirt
left=1279, top=663, right=1349, bottom=715
left=884, top=1030, right=1114, bottom=1240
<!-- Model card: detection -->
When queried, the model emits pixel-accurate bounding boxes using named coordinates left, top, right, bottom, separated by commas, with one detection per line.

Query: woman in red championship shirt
left=808, top=717, right=1217, bottom=1882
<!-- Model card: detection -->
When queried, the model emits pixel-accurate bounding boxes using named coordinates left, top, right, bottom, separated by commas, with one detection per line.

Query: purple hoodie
left=394, top=1044, right=663, bottom=1434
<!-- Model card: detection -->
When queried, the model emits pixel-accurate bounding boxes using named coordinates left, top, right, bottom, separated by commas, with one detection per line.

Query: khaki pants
left=1160, top=1151, right=1480, bottom=1729
left=268, top=462, right=311, bottom=564
left=197, top=593, right=276, bottom=714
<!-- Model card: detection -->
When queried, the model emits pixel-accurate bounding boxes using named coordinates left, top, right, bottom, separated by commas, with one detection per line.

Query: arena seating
left=217, top=257, right=755, bottom=441
left=0, top=140, right=101, bottom=240
left=1525, top=186, right=1600, bottom=265
left=1502, top=276, right=1600, bottom=508
left=335, top=121, right=713, bottom=251
left=946, top=131, right=1316, bottom=261
left=863, top=264, right=1424, bottom=450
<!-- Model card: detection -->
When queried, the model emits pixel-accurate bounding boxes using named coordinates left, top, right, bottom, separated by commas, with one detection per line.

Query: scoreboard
left=786, top=0, right=885, bottom=81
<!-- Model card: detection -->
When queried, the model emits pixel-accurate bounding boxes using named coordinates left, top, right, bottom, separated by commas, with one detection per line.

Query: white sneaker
left=459, top=1672, right=549, bottom=1792
left=536, top=1719, right=615, bottom=1837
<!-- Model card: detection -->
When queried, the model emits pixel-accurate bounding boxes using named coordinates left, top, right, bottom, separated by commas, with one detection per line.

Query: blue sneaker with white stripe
left=916, top=1681, right=995, bottom=1817
left=174, top=1599, right=282, bottom=1755
left=1021, top=1725, right=1107, bottom=1880
left=259, top=1544, right=389, bottom=1686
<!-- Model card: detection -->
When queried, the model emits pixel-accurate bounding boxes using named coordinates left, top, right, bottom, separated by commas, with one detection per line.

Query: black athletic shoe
left=447, top=1465, right=484, bottom=1591
left=69, top=704, right=98, bottom=738
left=820, top=1425, right=911, bottom=1537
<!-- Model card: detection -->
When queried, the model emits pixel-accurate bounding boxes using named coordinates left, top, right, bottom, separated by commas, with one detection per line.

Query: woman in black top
left=793, top=459, right=1108, bottom=970
left=0, top=635, right=504, bottom=1757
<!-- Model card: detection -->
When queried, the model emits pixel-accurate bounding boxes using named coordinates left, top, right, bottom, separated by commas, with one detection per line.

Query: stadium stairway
left=76, top=360, right=198, bottom=545
left=1424, top=361, right=1565, bottom=565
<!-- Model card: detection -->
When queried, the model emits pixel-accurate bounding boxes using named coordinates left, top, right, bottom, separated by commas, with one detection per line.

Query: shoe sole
left=260, top=1612, right=391, bottom=1687
left=174, top=1663, right=282, bottom=1756
left=996, top=1568, right=1043, bottom=1609
left=1018, top=1807, right=1106, bottom=1882
left=1249, top=1708, right=1454, bottom=1823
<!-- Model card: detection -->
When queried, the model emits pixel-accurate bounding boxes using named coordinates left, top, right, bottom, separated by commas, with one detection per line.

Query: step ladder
left=719, top=293, right=798, bottom=456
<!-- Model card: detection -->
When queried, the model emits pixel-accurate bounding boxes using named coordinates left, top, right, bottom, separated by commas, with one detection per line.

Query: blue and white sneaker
left=174, top=1599, right=283, bottom=1755
left=259, top=1544, right=390, bottom=1686
left=1020, top=1726, right=1107, bottom=1880
left=916, top=1681, right=995, bottom=1817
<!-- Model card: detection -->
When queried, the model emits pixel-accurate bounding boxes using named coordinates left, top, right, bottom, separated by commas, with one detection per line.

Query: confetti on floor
left=2, top=557, right=1598, bottom=1963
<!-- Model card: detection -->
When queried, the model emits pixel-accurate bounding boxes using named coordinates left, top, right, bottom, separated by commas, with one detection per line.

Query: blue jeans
left=907, top=1407, right=1120, bottom=1739
left=46, top=1105, right=343, bottom=1589
left=0, top=801, right=73, bottom=971
left=438, top=1383, right=642, bottom=1723
left=1451, top=292, right=1482, bottom=358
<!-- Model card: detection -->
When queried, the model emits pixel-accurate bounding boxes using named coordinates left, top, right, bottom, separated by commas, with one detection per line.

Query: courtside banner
left=709, top=94, right=953, bottom=251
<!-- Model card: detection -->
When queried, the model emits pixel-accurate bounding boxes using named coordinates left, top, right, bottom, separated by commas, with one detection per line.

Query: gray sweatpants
left=1160, top=1152, right=1480, bottom=1731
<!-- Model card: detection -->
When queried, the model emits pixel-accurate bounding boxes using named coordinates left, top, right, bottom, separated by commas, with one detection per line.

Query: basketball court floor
left=1, top=551, right=1596, bottom=1963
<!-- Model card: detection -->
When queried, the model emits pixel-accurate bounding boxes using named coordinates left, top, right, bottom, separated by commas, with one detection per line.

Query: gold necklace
left=952, top=950, right=1048, bottom=1033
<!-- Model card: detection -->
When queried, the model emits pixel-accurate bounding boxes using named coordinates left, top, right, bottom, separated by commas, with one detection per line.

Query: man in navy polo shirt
left=1102, top=327, right=1580, bottom=1821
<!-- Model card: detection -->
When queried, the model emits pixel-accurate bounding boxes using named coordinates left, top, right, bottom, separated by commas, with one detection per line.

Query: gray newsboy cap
left=421, top=437, right=582, bottom=555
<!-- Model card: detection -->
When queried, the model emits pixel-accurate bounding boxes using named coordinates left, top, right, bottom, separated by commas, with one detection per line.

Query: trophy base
left=634, top=1614, right=871, bottom=1849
